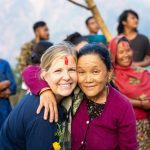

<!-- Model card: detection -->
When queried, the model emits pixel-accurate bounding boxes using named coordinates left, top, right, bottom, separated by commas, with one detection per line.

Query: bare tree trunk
left=86, top=0, right=112, bottom=42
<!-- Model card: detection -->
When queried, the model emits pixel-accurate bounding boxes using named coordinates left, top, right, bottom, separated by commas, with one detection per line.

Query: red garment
left=109, top=35, right=150, bottom=120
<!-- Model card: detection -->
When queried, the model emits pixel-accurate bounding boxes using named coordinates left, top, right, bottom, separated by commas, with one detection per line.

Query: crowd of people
left=0, top=9, right=150, bottom=150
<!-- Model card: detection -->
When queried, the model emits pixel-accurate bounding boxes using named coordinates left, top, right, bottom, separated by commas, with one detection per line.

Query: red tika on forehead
left=121, top=41, right=126, bottom=47
left=64, top=56, right=68, bottom=65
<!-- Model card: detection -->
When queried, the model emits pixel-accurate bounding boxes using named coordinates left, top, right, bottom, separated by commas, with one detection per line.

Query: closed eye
left=93, top=70, right=100, bottom=74
left=54, top=69, right=61, bottom=73
left=77, top=70, right=85, bottom=74
left=69, top=68, right=76, bottom=72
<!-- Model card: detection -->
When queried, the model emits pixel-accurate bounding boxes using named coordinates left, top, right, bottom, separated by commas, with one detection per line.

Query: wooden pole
left=86, top=0, right=112, bottom=42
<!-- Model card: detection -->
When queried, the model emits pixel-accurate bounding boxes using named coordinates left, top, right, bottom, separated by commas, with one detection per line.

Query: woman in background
left=109, top=35, right=150, bottom=149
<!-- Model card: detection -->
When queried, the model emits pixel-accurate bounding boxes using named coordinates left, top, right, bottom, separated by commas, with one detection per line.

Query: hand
left=36, top=90, right=58, bottom=123
left=0, top=88, right=11, bottom=98
left=132, top=62, right=140, bottom=67
left=141, top=100, right=150, bottom=110
left=0, top=80, right=10, bottom=91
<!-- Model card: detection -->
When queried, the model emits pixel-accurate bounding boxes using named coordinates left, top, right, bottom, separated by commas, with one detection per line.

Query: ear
left=35, top=28, right=39, bottom=37
left=107, top=69, right=114, bottom=82
left=40, top=69, right=47, bottom=81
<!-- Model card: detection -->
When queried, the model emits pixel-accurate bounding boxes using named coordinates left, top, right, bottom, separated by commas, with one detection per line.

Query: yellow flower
left=53, top=142, right=61, bottom=150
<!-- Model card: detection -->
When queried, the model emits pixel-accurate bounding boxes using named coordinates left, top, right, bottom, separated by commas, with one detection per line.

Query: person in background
left=0, top=59, right=16, bottom=128
left=117, top=9, right=150, bottom=68
left=85, top=16, right=107, bottom=45
left=64, top=32, right=88, bottom=52
left=109, top=35, right=150, bottom=149
left=0, top=81, right=11, bottom=96
left=18, top=21, right=50, bottom=73
left=22, top=41, right=53, bottom=94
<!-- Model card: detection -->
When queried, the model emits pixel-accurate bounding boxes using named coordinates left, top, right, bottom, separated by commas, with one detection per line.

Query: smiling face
left=44, top=55, right=77, bottom=100
left=116, top=41, right=133, bottom=67
left=77, top=54, right=111, bottom=99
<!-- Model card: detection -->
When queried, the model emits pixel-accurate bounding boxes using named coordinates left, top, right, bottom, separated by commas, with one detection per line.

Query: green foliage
left=10, top=62, right=26, bottom=106
left=55, top=123, right=63, bottom=142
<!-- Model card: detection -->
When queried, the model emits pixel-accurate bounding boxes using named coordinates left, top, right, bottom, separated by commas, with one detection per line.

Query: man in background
left=85, top=16, right=107, bottom=45
left=18, top=21, right=50, bottom=72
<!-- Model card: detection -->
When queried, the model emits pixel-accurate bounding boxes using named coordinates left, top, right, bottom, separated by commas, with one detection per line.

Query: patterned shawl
left=60, top=86, right=83, bottom=150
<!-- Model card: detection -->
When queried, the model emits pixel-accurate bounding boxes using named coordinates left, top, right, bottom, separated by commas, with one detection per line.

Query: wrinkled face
left=77, top=54, right=111, bottom=99
left=87, top=18, right=99, bottom=34
left=36, top=25, right=49, bottom=40
left=116, top=41, right=133, bottom=67
left=123, top=13, right=138, bottom=29
left=44, top=55, right=77, bottom=99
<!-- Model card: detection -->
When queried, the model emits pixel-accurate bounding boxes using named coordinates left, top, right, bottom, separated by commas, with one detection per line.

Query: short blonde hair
left=40, top=42, right=77, bottom=71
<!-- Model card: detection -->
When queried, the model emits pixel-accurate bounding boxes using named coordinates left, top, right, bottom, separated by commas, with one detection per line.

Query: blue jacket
left=0, top=93, right=65, bottom=150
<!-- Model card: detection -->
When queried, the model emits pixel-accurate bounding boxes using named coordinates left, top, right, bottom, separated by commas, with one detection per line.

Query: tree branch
left=67, top=0, right=90, bottom=10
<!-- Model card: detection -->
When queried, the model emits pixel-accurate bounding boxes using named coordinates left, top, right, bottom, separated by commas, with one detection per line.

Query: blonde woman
left=0, top=43, right=77, bottom=150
